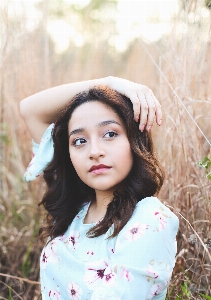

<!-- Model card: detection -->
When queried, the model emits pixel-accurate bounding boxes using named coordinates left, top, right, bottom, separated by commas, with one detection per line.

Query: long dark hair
left=39, top=86, right=164, bottom=242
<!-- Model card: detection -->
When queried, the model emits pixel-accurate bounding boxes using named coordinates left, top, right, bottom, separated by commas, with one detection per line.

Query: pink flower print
left=146, top=265, right=159, bottom=279
left=84, top=259, right=116, bottom=289
left=62, top=230, right=80, bottom=250
left=147, top=283, right=166, bottom=300
left=154, top=206, right=171, bottom=231
left=154, top=211, right=167, bottom=230
left=103, top=266, right=116, bottom=285
left=146, top=259, right=171, bottom=283
left=124, top=222, right=149, bottom=241
left=41, top=241, right=58, bottom=270
left=48, top=288, right=60, bottom=300
left=68, top=230, right=80, bottom=250
left=67, top=282, right=83, bottom=300
left=109, top=247, right=115, bottom=254
left=120, top=266, right=134, bottom=282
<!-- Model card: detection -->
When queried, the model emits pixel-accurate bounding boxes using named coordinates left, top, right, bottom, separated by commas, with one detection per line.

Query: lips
left=89, top=164, right=111, bottom=172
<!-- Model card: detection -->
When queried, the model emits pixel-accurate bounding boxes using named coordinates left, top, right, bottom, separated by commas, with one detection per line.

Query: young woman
left=20, top=77, right=179, bottom=300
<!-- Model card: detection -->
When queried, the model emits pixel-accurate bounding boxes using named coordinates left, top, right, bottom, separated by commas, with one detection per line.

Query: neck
left=92, top=189, right=114, bottom=212
left=83, top=190, right=114, bottom=224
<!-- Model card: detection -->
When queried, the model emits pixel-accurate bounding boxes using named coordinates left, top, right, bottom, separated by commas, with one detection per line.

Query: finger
left=137, top=92, right=148, bottom=131
left=145, top=92, right=156, bottom=131
left=127, top=92, right=141, bottom=122
left=152, top=93, right=162, bottom=126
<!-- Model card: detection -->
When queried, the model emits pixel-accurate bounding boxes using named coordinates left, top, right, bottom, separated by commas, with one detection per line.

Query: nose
left=89, top=138, right=105, bottom=160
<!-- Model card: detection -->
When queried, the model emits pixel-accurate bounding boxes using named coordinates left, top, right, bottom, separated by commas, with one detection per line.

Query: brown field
left=0, top=0, right=211, bottom=299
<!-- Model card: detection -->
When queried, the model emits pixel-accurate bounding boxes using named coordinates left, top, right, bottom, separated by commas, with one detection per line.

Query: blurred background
left=0, top=0, right=211, bottom=299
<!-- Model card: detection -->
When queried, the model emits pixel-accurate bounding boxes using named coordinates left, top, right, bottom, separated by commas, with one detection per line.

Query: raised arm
left=20, top=76, right=162, bottom=143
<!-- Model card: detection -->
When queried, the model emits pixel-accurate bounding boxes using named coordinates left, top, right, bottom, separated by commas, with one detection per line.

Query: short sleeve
left=91, top=197, right=179, bottom=300
left=24, top=123, right=55, bottom=182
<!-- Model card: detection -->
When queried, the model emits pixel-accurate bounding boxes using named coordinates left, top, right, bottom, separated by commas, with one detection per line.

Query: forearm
left=20, top=77, right=108, bottom=124
left=19, top=76, right=161, bottom=143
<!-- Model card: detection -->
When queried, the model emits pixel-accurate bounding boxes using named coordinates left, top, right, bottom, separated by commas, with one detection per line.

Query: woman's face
left=68, top=101, right=133, bottom=193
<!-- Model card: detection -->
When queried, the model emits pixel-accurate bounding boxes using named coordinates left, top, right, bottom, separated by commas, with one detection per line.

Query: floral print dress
left=24, top=124, right=179, bottom=300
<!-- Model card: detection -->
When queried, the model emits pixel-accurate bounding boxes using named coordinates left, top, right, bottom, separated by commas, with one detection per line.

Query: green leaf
left=206, top=172, right=211, bottom=180
left=8, top=285, right=12, bottom=300
left=198, top=157, right=211, bottom=169
left=200, top=294, right=211, bottom=300
left=181, top=281, right=191, bottom=298
left=198, top=156, right=211, bottom=181
left=21, top=244, right=32, bottom=277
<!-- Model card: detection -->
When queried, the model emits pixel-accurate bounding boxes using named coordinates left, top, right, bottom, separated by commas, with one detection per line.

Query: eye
left=72, top=138, right=86, bottom=147
left=104, top=131, right=118, bottom=139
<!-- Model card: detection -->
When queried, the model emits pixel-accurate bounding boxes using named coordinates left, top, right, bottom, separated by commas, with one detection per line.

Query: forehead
left=68, top=101, right=122, bottom=130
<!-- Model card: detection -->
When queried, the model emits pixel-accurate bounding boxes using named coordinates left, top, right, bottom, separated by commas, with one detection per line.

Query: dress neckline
left=81, top=201, right=104, bottom=226
left=81, top=201, right=92, bottom=226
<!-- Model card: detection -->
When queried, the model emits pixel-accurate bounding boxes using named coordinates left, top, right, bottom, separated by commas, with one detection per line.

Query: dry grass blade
left=0, top=281, right=23, bottom=300
left=166, top=205, right=211, bottom=261
left=0, top=273, right=40, bottom=285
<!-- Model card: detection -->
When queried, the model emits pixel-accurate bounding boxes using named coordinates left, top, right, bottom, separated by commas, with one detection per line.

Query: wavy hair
left=39, top=86, right=164, bottom=242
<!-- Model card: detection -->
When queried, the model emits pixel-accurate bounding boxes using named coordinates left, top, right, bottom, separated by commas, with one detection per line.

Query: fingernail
left=135, top=115, right=139, bottom=122
left=147, top=125, right=152, bottom=132
left=159, top=119, right=162, bottom=126
left=141, top=125, right=145, bottom=132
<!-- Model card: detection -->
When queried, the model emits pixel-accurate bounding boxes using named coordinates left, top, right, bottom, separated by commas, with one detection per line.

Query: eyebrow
left=69, top=119, right=121, bottom=138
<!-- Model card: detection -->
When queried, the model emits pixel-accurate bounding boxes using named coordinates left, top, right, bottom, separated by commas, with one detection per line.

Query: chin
left=88, top=182, right=121, bottom=193
left=83, top=177, right=124, bottom=193
left=91, top=185, right=115, bottom=192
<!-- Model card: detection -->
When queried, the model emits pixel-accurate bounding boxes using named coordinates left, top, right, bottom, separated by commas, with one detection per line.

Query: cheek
left=124, top=148, right=133, bottom=170
left=69, top=151, right=84, bottom=177
left=114, top=140, right=133, bottom=169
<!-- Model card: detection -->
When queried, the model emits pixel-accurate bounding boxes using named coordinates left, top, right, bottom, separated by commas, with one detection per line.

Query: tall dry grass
left=0, top=0, right=211, bottom=299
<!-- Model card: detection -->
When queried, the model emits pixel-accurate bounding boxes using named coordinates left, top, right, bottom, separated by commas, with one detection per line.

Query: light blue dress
left=24, top=124, right=179, bottom=300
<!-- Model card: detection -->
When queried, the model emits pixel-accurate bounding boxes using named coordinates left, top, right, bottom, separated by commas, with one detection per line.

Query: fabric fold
left=24, top=123, right=55, bottom=181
